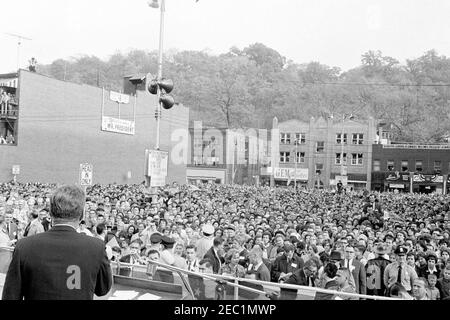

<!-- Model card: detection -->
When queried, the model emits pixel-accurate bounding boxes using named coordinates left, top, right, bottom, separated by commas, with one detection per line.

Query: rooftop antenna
left=4, top=32, right=33, bottom=71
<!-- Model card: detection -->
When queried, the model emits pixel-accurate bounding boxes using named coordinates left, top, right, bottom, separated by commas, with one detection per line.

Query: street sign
left=12, top=165, right=20, bottom=175
left=79, top=163, right=93, bottom=186
left=146, top=150, right=169, bottom=187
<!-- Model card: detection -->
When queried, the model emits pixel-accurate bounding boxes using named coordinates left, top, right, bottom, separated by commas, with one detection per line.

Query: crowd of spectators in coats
left=1, top=181, right=449, bottom=300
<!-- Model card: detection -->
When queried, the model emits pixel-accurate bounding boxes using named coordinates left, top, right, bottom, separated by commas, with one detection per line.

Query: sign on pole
left=79, top=163, right=93, bottom=187
left=146, top=150, right=168, bottom=187
left=12, top=165, right=20, bottom=175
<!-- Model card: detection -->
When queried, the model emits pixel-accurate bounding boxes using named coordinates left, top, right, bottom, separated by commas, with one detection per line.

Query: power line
left=292, top=80, right=450, bottom=88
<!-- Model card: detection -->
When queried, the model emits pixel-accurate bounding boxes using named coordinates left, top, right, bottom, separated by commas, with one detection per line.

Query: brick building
left=186, top=122, right=264, bottom=185
left=371, top=143, right=450, bottom=194
left=266, top=116, right=377, bottom=190
left=0, top=70, right=189, bottom=185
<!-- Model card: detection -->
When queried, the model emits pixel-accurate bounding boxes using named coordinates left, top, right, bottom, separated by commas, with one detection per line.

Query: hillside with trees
left=37, top=44, right=450, bottom=143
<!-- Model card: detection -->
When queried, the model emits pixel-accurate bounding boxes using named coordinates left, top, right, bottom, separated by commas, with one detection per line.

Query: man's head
left=336, top=268, right=350, bottom=287
left=147, top=249, right=160, bottom=261
left=4, top=211, right=13, bottom=223
left=412, top=278, right=427, bottom=299
left=442, top=265, right=450, bottom=280
left=303, top=260, right=318, bottom=278
left=50, top=185, right=85, bottom=223
left=199, top=259, right=213, bottom=274
left=394, top=246, right=407, bottom=264
left=344, top=245, right=355, bottom=260
left=185, top=245, right=196, bottom=262
left=248, top=246, right=263, bottom=265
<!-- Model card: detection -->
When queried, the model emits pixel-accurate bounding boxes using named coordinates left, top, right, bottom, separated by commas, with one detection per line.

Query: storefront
left=384, top=171, right=410, bottom=192
left=412, top=174, right=444, bottom=194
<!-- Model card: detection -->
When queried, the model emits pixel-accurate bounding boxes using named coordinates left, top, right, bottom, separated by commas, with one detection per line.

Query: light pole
left=294, top=138, right=299, bottom=190
left=149, top=0, right=166, bottom=150
left=340, top=114, right=354, bottom=182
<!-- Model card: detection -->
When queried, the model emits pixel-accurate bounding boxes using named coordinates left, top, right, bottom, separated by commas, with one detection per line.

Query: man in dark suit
left=203, top=237, right=225, bottom=274
left=271, top=243, right=304, bottom=282
left=341, top=245, right=367, bottom=295
left=280, top=260, right=318, bottom=299
left=2, top=185, right=112, bottom=300
left=4, top=211, right=18, bottom=241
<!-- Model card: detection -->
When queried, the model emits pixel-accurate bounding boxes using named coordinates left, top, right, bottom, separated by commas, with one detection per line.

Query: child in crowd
left=427, top=274, right=440, bottom=300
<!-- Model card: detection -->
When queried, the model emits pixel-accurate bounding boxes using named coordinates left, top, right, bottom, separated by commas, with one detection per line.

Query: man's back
left=2, top=226, right=112, bottom=300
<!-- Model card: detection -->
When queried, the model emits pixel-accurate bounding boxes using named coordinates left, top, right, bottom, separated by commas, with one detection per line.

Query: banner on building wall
left=101, top=116, right=135, bottom=135
left=274, top=167, right=309, bottom=181
left=413, top=174, right=443, bottom=183
left=146, top=150, right=168, bottom=187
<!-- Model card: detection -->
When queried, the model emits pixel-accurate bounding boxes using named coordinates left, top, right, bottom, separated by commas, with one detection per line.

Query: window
left=351, top=153, right=363, bottom=166
left=295, top=133, right=306, bottom=144
left=315, top=163, right=323, bottom=174
left=434, top=161, right=442, bottom=173
left=401, top=161, right=408, bottom=172
left=335, top=153, right=347, bottom=165
left=295, top=152, right=305, bottom=163
left=373, top=160, right=381, bottom=172
left=415, top=160, right=423, bottom=172
left=280, top=152, right=290, bottom=163
left=352, top=133, right=364, bottom=145
left=316, top=141, right=325, bottom=153
left=336, top=133, right=347, bottom=144
left=280, top=133, right=291, bottom=144
left=387, top=160, right=395, bottom=171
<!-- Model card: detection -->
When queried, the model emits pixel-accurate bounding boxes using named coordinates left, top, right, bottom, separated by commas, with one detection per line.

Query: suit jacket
left=271, top=254, right=304, bottom=282
left=280, top=269, right=314, bottom=300
left=26, top=219, right=45, bottom=237
left=2, top=225, right=112, bottom=300
left=4, top=222, right=18, bottom=240
left=255, top=261, right=271, bottom=282
left=341, top=258, right=367, bottom=295
left=203, top=247, right=224, bottom=274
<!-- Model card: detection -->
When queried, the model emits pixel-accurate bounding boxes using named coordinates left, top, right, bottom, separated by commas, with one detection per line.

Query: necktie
left=397, top=265, right=402, bottom=283
left=188, top=261, right=192, bottom=271
left=7, top=223, right=10, bottom=233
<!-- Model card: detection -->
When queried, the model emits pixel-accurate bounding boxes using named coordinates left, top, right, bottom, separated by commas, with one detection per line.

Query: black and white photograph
left=1, top=0, right=450, bottom=311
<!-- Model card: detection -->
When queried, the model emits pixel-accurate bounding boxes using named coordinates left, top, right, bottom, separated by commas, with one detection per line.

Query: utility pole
left=4, top=33, right=33, bottom=71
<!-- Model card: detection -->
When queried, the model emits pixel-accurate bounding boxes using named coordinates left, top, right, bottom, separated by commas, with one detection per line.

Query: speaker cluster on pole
left=147, top=75, right=175, bottom=110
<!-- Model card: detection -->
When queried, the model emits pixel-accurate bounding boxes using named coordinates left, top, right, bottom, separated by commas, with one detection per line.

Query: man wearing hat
left=144, top=232, right=162, bottom=256
left=195, top=224, right=215, bottom=260
left=383, top=246, right=418, bottom=294
left=365, top=244, right=391, bottom=296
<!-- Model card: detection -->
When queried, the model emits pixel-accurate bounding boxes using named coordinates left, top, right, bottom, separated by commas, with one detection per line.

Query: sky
left=1, top=0, right=450, bottom=73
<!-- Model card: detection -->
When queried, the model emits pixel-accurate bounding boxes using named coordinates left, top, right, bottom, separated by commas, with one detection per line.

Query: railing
left=113, top=259, right=398, bottom=300
left=1, top=247, right=398, bottom=300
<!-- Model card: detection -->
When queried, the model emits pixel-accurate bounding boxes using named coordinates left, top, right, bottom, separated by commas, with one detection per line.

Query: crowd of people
left=1, top=181, right=449, bottom=300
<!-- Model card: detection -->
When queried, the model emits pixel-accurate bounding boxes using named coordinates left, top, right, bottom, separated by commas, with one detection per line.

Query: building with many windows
left=267, top=116, right=377, bottom=189
left=371, top=143, right=450, bottom=194
left=187, top=122, right=265, bottom=185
